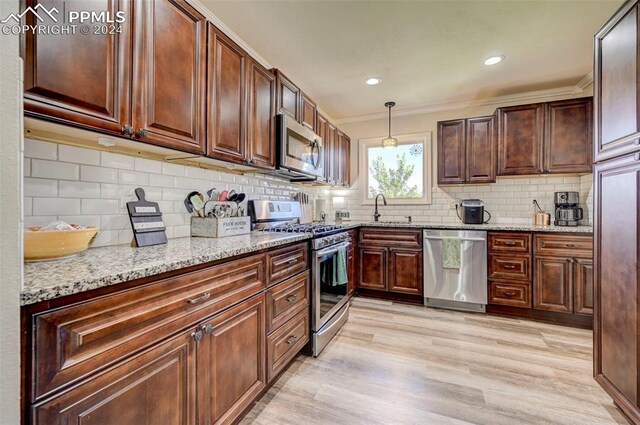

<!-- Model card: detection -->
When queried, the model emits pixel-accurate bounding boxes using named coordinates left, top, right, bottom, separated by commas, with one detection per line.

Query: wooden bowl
left=24, top=227, right=99, bottom=262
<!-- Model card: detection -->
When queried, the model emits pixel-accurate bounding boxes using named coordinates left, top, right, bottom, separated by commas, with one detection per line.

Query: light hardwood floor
left=242, top=297, right=629, bottom=425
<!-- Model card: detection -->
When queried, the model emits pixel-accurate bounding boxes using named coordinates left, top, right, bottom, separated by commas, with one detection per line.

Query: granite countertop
left=22, top=232, right=311, bottom=306
left=338, top=221, right=593, bottom=234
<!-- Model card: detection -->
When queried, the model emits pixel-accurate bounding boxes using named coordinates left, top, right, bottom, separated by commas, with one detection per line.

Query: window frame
left=358, top=131, right=432, bottom=205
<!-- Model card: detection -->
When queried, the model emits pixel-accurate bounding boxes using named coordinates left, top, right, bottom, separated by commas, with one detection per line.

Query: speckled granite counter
left=22, top=232, right=311, bottom=306
left=338, top=221, right=593, bottom=234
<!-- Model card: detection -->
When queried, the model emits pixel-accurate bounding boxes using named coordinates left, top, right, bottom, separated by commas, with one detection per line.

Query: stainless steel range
left=249, top=200, right=351, bottom=356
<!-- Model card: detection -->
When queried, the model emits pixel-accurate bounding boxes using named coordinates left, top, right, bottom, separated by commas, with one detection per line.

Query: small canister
left=534, top=211, right=551, bottom=226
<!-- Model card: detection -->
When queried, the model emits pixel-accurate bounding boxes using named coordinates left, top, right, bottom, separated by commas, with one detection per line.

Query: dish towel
left=442, top=237, right=461, bottom=269
left=334, top=245, right=349, bottom=286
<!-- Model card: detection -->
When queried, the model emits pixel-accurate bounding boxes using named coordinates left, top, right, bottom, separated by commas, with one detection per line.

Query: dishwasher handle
left=424, top=236, right=486, bottom=242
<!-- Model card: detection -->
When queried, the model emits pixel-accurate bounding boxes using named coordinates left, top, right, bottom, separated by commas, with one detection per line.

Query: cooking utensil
left=532, top=199, right=551, bottom=226
left=206, top=188, right=219, bottom=201
left=190, top=193, right=206, bottom=217
left=227, top=190, right=238, bottom=202
left=218, top=190, right=229, bottom=202
left=234, top=193, right=246, bottom=204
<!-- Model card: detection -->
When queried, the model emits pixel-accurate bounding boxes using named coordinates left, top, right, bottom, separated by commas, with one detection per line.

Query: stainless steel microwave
left=277, top=114, right=324, bottom=180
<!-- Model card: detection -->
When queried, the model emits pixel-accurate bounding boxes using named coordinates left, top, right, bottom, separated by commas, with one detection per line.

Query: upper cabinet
left=246, top=59, right=277, bottom=169
left=497, top=103, right=545, bottom=175
left=437, top=116, right=495, bottom=185
left=545, top=98, right=593, bottom=173
left=274, top=70, right=301, bottom=121
left=23, top=0, right=133, bottom=135
left=132, top=0, right=207, bottom=154
left=206, top=24, right=247, bottom=162
left=595, top=2, right=640, bottom=162
left=301, top=93, right=317, bottom=132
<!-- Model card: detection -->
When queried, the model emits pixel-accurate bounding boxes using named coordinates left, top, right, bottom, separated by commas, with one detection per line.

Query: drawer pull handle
left=286, top=294, right=299, bottom=303
left=564, top=244, right=576, bottom=248
left=503, top=242, right=517, bottom=246
left=187, top=292, right=211, bottom=304
left=503, top=265, right=516, bottom=269
left=504, top=291, right=517, bottom=297
left=286, top=258, right=298, bottom=265
left=286, top=335, right=298, bottom=345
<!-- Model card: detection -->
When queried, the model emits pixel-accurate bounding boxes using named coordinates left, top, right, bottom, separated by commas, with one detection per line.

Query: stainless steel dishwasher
left=423, top=229, right=487, bottom=312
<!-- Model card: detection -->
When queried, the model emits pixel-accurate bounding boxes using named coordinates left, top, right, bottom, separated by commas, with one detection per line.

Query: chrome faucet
left=373, top=194, right=387, bottom=222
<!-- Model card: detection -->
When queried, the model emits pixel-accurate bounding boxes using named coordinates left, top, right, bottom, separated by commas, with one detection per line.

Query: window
left=359, top=132, right=432, bottom=205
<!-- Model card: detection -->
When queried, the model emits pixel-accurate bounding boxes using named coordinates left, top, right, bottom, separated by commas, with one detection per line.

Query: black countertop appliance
left=457, top=199, right=491, bottom=224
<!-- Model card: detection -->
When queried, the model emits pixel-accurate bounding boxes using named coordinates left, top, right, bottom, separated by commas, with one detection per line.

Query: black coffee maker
left=554, top=192, right=583, bottom=226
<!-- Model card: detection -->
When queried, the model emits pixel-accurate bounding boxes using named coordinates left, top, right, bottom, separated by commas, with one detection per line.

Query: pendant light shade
left=382, top=101, right=398, bottom=148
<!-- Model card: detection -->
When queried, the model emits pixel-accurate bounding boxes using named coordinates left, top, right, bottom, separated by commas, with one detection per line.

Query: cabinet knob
left=286, top=294, right=298, bottom=303
left=121, top=125, right=134, bottom=136
left=202, top=324, right=214, bottom=335
left=635, top=153, right=640, bottom=161
left=135, top=128, right=149, bottom=139
left=286, top=335, right=299, bottom=345
left=191, top=330, right=203, bottom=342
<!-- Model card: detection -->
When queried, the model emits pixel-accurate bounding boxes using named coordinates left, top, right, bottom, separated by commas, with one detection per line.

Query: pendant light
left=382, top=101, right=398, bottom=148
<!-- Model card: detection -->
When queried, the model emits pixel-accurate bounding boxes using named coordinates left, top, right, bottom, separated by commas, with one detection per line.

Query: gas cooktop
left=260, top=223, right=346, bottom=237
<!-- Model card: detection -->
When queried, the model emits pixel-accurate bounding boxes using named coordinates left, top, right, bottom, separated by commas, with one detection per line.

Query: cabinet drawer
left=489, top=280, right=531, bottom=308
left=533, top=234, right=593, bottom=257
left=267, top=242, right=308, bottom=286
left=488, top=253, right=531, bottom=281
left=488, top=233, right=531, bottom=253
left=266, top=271, right=310, bottom=334
left=359, top=228, right=422, bottom=248
left=30, top=253, right=266, bottom=401
left=267, top=309, right=309, bottom=383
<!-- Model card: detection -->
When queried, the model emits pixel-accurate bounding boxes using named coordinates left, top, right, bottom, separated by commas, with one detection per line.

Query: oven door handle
left=316, top=241, right=350, bottom=257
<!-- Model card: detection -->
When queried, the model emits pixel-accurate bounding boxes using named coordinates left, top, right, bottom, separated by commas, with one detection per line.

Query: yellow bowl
left=24, top=227, right=100, bottom=262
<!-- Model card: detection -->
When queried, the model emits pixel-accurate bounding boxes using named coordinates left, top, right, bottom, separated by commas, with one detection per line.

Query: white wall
left=331, top=88, right=594, bottom=225
left=0, top=0, right=23, bottom=423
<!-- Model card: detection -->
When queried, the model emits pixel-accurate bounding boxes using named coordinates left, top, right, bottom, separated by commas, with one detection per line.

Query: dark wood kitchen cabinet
left=347, top=244, right=356, bottom=297
left=132, top=0, right=207, bottom=154
left=533, top=256, right=573, bottom=313
left=497, top=103, right=545, bottom=175
left=595, top=1, right=640, bottom=162
left=593, top=151, right=640, bottom=422
left=343, top=134, right=352, bottom=187
left=326, top=122, right=338, bottom=184
left=22, top=0, right=133, bottom=136
left=574, top=258, right=593, bottom=315
left=206, top=24, right=246, bottom=162
left=437, top=116, right=496, bottom=185
left=274, top=70, right=301, bottom=121
left=545, top=98, right=593, bottom=173
left=357, top=228, right=424, bottom=302
left=301, top=92, right=317, bottom=131
left=22, top=242, right=311, bottom=425
left=246, top=59, right=277, bottom=169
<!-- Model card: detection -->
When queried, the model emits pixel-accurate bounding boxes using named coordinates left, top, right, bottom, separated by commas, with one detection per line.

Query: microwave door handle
left=311, top=140, right=320, bottom=169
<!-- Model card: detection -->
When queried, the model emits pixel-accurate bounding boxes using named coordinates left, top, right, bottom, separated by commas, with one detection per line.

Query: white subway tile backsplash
left=174, top=176, right=196, bottom=190
left=82, top=199, right=120, bottom=215
left=33, top=198, right=81, bottom=216
left=134, top=157, right=163, bottom=174
left=101, top=152, right=134, bottom=170
left=149, top=174, right=174, bottom=188
left=59, top=181, right=101, bottom=198
left=162, top=162, right=185, bottom=176
left=24, top=216, right=57, bottom=228
left=184, top=166, right=205, bottom=179
left=81, top=165, right=118, bottom=183
left=100, top=214, right=132, bottom=230
left=24, top=158, right=31, bottom=176
left=25, top=178, right=58, bottom=197
left=163, top=188, right=186, bottom=201
left=118, top=170, right=149, bottom=186
left=101, top=183, right=121, bottom=199
left=58, top=215, right=101, bottom=228
left=32, top=159, right=79, bottom=180
left=24, top=197, right=32, bottom=216
left=92, top=230, right=119, bottom=248
left=58, top=145, right=100, bottom=165
left=24, top=139, right=57, bottom=160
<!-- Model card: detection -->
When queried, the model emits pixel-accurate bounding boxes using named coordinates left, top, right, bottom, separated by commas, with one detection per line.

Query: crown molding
left=187, top=0, right=272, bottom=70
left=334, top=75, right=593, bottom=125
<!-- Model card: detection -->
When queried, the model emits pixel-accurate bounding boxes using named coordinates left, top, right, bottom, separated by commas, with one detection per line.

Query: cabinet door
left=317, top=114, right=328, bottom=181
left=336, top=130, right=345, bottom=186
left=545, top=98, right=593, bottom=173
left=246, top=59, right=276, bottom=169
left=301, top=93, right=317, bottom=131
left=34, top=328, right=197, bottom=425
left=206, top=24, right=246, bottom=162
left=275, top=71, right=300, bottom=121
left=466, top=116, right=496, bottom=183
left=533, top=256, right=573, bottom=313
left=343, top=135, right=351, bottom=187
left=594, top=2, right=640, bottom=161
left=358, top=248, right=387, bottom=291
left=574, top=258, right=594, bottom=316
left=497, top=104, right=545, bottom=175
left=326, top=123, right=337, bottom=184
left=198, top=294, right=266, bottom=425
left=133, top=0, right=206, bottom=154
left=347, top=247, right=356, bottom=297
left=388, top=248, right=423, bottom=295
left=594, top=153, right=640, bottom=412
left=22, top=0, right=132, bottom=135
left=437, top=119, right=466, bottom=184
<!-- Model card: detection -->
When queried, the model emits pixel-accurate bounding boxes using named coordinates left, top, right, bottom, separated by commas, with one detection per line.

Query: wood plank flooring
left=242, top=297, right=629, bottom=425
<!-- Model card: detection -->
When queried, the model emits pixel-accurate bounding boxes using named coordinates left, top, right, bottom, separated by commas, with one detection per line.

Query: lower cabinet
left=33, top=328, right=198, bottom=425
left=533, top=256, right=573, bottom=313
left=358, top=247, right=387, bottom=291
left=573, top=258, right=593, bottom=315
left=198, top=294, right=266, bottom=425
left=388, top=248, right=423, bottom=295
left=347, top=245, right=356, bottom=297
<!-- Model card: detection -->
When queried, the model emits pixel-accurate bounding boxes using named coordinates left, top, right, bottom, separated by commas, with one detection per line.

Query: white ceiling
left=200, top=0, right=622, bottom=121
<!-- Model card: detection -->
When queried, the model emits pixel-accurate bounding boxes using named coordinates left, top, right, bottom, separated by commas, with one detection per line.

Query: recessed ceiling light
left=365, top=77, right=381, bottom=85
left=484, top=55, right=505, bottom=66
